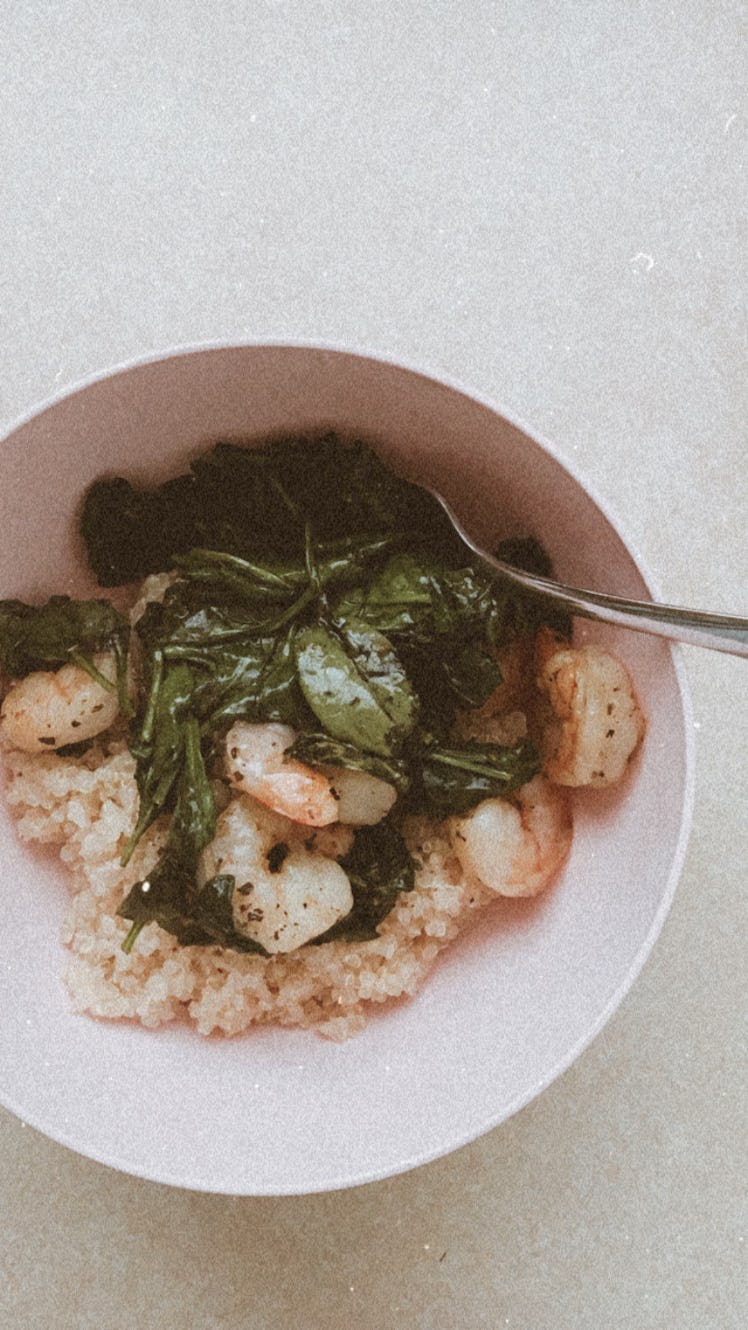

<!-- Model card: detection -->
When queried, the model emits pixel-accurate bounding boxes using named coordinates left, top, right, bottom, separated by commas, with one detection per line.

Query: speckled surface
left=0, top=3, right=745, bottom=1327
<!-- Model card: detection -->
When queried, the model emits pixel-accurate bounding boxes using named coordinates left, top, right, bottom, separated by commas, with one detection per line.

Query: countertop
left=1, top=3, right=745, bottom=1327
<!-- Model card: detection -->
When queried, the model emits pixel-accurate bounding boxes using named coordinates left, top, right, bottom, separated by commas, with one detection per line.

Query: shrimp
left=225, top=721, right=397, bottom=828
left=0, top=654, right=119, bottom=753
left=325, top=767, right=398, bottom=826
left=449, top=774, right=572, bottom=898
left=200, top=796, right=354, bottom=953
left=225, top=722, right=341, bottom=827
left=535, top=628, right=645, bottom=787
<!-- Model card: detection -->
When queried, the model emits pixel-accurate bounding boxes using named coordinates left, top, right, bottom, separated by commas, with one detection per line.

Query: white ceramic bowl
left=0, top=344, right=693, bottom=1194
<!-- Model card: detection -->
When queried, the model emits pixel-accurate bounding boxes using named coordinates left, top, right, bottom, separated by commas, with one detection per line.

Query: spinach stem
left=176, top=548, right=303, bottom=592
left=68, top=650, right=116, bottom=692
left=304, top=519, right=320, bottom=591
left=428, top=749, right=517, bottom=779
left=140, top=650, right=164, bottom=745
left=120, top=920, right=144, bottom=954
left=119, top=765, right=178, bottom=866
left=264, top=583, right=318, bottom=634
left=113, top=639, right=134, bottom=719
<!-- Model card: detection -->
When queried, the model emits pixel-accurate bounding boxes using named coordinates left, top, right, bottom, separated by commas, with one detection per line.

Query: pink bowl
left=0, top=343, right=694, bottom=1193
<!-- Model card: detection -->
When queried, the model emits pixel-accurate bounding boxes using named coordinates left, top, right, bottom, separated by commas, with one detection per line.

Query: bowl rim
left=0, top=338, right=696, bottom=1191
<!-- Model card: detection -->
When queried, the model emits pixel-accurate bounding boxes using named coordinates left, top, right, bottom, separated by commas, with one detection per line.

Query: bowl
left=0, top=343, right=694, bottom=1194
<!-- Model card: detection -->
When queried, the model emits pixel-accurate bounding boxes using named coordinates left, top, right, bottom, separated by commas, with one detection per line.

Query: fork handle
left=487, top=557, right=748, bottom=657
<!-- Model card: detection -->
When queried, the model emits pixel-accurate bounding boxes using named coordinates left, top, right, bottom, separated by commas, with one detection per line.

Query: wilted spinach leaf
left=116, top=712, right=246, bottom=952
left=287, top=731, right=410, bottom=791
left=333, top=552, right=506, bottom=645
left=312, top=818, right=415, bottom=944
left=80, top=474, right=201, bottom=586
left=494, top=536, right=573, bottom=638
left=295, top=622, right=417, bottom=756
left=409, top=739, right=541, bottom=818
left=441, top=640, right=503, bottom=709
left=81, top=434, right=456, bottom=586
left=0, top=595, right=129, bottom=677
left=122, top=664, right=198, bottom=862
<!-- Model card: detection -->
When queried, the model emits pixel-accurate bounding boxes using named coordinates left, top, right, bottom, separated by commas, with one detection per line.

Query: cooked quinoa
left=2, top=740, right=494, bottom=1040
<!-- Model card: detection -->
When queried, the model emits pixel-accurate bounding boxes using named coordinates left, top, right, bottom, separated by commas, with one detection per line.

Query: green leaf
left=190, top=627, right=313, bottom=732
left=294, top=623, right=417, bottom=756
left=118, top=722, right=266, bottom=953
left=122, top=663, right=197, bottom=862
left=0, top=595, right=129, bottom=677
left=171, top=716, right=216, bottom=852
left=173, top=547, right=308, bottom=602
left=287, top=731, right=410, bottom=791
left=410, top=739, right=541, bottom=818
left=334, top=553, right=437, bottom=637
left=117, top=861, right=268, bottom=953
left=441, top=640, right=503, bottom=709
left=136, top=590, right=286, bottom=656
left=191, top=875, right=269, bottom=954
left=80, top=436, right=458, bottom=585
left=80, top=474, right=201, bottom=586
left=118, top=844, right=203, bottom=944
left=311, top=818, right=415, bottom=943
left=494, top=536, right=573, bottom=638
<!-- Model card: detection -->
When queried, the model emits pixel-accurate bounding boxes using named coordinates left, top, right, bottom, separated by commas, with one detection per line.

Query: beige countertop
left=1, top=3, right=745, bottom=1326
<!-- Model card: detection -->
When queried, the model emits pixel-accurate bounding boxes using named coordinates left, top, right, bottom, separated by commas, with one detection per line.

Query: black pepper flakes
left=267, top=842, right=290, bottom=874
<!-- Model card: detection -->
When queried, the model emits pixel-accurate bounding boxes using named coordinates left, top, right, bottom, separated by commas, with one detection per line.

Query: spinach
left=397, top=636, right=502, bottom=738
left=190, top=628, right=313, bottom=733
left=118, top=713, right=218, bottom=949
left=287, top=731, right=410, bottom=791
left=118, top=864, right=268, bottom=954
left=191, top=875, right=269, bottom=953
left=0, top=594, right=129, bottom=679
left=494, top=536, right=573, bottom=638
left=409, top=739, right=541, bottom=818
left=312, top=818, right=415, bottom=944
left=440, top=640, right=504, bottom=709
left=333, top=552, right=505, bottom=643
left=174, top=534, right=399, bottom=605
left=136, top=593, right=279, bottom=655
left=122, top=663, right=197, bottom=863
left=294, top=622, right=417, bottom=756
left=80, top=474, right=201, bottom=586
left=80, top=434, right=454, bottom=586
left=137, top=589, right=314, bottom=732
left=187, top=435, right=456, bottom=556
left=331, top=553, right=507, bottom=727
left=118, top=713, right=265, bottom=953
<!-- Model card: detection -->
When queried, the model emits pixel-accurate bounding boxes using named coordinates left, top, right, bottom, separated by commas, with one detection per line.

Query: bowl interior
left=0, top=345, right=692, bottom=1193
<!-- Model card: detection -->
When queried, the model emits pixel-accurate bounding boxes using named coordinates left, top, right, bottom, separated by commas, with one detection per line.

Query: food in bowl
left=0, top=434, right=645, bottom=1040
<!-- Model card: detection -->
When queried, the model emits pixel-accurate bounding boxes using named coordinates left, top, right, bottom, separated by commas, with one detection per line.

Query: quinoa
left=2, top=743, right=494, bottom=1040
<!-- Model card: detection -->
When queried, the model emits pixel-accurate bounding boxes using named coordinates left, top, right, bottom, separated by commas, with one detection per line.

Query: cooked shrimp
left=449, top=774, right=572, bottom=897
left=225, top=721, right=397, bottom=828
left=200, top=796, right=353, bottom=953
left=535, top=629, right=645, bottom=787
left=225, top=721, right=341, bottom=826
left=0, top=654, right=119, bottom=753
left=325, top=767, right=398, bottom=825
